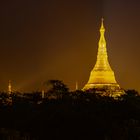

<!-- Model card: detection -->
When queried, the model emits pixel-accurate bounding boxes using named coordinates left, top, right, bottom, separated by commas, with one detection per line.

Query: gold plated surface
left=83, top=20, right=123, bottom=97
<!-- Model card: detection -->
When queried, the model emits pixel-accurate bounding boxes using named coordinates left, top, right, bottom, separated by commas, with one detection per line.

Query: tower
left=42, top=89, right=45, bottom=99
left=83, top=19, right=123, bottom=97
left=76, top=81, right=78, bottom=90
left=8, top=80, right=12, bottom=94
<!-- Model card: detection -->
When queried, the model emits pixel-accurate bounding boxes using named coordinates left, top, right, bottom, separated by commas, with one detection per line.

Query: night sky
left=0, top=0, right=140, bottom=92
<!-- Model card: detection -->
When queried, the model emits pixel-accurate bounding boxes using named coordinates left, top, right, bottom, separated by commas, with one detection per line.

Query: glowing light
left=42, top=90, right=45, bottom=98
left=83, top=19, right=124, bottom=97
left=8, top=80, right=12, bottom=94
left=75, top=81, right=78, bottom=90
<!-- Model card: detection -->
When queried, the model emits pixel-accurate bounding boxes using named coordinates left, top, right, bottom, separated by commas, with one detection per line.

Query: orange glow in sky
left=0, top=0, right=140, bottom=92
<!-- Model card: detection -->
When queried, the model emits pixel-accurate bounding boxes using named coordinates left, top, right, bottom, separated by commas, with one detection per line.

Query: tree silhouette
left=46, top=80, right=69, bottom=99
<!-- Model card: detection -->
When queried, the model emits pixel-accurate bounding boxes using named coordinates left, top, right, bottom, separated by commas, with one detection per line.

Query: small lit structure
left=8, top=80, right=12, bottom=94
left=75, top=81, right=78, bottom=90
left=42, top=89, right=45, bottom=99
left=83, top=19, right=124, bottom=97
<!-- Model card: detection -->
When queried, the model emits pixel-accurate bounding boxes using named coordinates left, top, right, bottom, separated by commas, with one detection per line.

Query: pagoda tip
left=100, top=18, right=105, bottom=31
left=101, top=18, right=104, bottom=22
left=101, top=18, right=104, bottom=25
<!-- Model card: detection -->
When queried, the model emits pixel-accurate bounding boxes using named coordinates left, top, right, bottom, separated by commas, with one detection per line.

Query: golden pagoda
left=83, top=19, right=123, bottom=97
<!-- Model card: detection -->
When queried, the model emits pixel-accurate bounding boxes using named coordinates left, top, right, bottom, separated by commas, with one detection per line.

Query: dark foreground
left=0, top=90, right=140, bottom=140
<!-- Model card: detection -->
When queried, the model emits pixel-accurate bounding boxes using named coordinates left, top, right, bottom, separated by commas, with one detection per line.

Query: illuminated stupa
left=83, top=19, right=123, bottom=97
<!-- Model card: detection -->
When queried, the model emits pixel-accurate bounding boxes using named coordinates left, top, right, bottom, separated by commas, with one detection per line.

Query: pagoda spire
left=99, top=18, right=106, bottom=49
left=94, top=18, right=112, bottom=71
left=42, top=89, right=45, bottom=99
left=8, top=80, right=12, bottom=94
left=83, top=19, right=123, bottom=97
left=100, top=18, right=105, bottom=32
left=75, top=81, right=78, bottom=90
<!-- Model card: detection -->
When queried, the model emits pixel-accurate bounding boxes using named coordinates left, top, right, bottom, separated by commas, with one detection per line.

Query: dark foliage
left=0, top=86, right=140, bottom=140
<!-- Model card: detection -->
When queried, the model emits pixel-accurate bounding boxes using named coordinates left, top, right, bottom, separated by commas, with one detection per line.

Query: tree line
left=0, top=80, right=140, bottom=140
